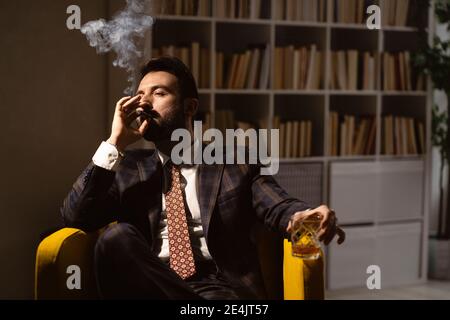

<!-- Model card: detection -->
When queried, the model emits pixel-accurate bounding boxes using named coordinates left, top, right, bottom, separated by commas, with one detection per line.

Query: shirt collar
left=156, top=138, right=200, bottom=167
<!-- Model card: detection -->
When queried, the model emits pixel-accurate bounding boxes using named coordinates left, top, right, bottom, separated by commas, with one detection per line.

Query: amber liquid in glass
left=291, top=219, right=321, bottom=260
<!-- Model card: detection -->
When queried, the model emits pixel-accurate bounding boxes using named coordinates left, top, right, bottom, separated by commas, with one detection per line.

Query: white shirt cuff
left=92, top=141, right=123, bottom=172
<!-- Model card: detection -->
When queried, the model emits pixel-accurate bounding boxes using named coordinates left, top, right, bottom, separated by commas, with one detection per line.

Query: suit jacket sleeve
left=60, top=162, right=120, bottom=232
left=250, top=164, right=312, bottom=238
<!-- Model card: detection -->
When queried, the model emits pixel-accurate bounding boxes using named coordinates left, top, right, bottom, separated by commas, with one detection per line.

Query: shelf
left=154, top=14, right=213, bottom=22
left=273, top=90, right=326, bottom=95
left=214, top=17, right=271, bottom=25
left=377, top=154, right=426, bottom=161
left=273, top=20, right=328, bottom=28
left=381, top=25, right=422, bottom=32
left=329, top=90, right=378, bottom=96
left=329, top=22, right=375, bottom=30
left=279, top=157, right=326, bottom=163
left=377, top=217, right=425, bottom=225
left=327, top=155, right=377, bottom=161
left=214, top=89, right=271, bottom=95
left=153, top=16, right=426, bottom=33
left=382, top=91, right=428, bottom=96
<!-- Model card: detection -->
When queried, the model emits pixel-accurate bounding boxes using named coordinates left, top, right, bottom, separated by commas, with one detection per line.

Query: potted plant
left=413, top=0, right=450, bottom=279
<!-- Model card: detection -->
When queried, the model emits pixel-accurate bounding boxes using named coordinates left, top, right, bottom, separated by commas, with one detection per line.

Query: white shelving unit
left=135, top=0, right=434, bottom=290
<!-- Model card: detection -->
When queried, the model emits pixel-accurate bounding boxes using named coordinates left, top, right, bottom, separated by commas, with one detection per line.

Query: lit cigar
left=135, top=109, right=154, bottom=119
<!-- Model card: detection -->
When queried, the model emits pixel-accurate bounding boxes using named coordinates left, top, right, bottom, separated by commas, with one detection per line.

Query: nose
left=136, top=95, right=152, bottom=109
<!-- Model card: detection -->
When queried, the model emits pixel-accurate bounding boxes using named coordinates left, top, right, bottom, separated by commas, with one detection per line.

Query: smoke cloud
left=80, top=0, right=154, bottom=95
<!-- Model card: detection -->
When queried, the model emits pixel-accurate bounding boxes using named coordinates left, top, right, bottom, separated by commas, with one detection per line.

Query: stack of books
left=332, top=0, right=371, bottom=24
left=330, top=50, right=378, bottom=91
left=274, top=0, right=327, bottom=22
left=152, top=42, right=210, bottom=88
left=216, top=0, right=263, bottom=19
left=382, top=0, right=411, bottom=27
left=152, top=0, right=212, bottom=16
left=382, top=115, right=425, bottom=155
left=328, top=112, right=377, bottom=156
left=273, top=116, right=313, bottom=158
left=274, top=44, right=323, bottom=90
left=382, top=51, right=425, bottom=91
left=216, top=45, right=271, bottom=89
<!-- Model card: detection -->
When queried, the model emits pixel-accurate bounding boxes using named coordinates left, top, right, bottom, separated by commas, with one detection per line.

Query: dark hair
left=140, top=56, right=199, bottom=102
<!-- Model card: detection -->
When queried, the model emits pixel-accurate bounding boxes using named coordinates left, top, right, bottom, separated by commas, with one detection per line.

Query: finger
left=286, top=220, right=293, bottom=233
left=319, top=215, right=336, bottom=242
left=115, top=96, right=132, bottom=111
left=323, top=225, right=337, bottom=245
left=320, top=207, right=336, bottom=229
left=122, top=95, right=142, bottom=113
left=317, top=229, right=326, bottom=241
left=336, top=227, right=346, bottom=245
left=124, top=109, right=145, bottom=126
left=137, top=119, right=149, bottom=136
left=319, top=210, right=330, bottom=230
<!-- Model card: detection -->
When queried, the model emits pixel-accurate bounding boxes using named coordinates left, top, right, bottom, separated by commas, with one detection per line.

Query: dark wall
left=0, top=0, right=110, bottom=298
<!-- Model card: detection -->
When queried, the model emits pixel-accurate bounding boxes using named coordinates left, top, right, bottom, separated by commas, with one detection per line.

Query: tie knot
left=163, top=160, right=183, bottom=194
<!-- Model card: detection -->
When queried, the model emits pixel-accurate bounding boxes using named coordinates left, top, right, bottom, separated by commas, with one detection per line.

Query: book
left=417, top=121, right=425, bottom=154
left=337, top=51, right=347, bottom=90
left=246, top=48, right=261, bottom=89
left=306, top=121, right=312, bottom=156
left=285, top=121, right=293, bottom=158
left=364, top=117, right=377, bottom=155
left=305, top=45, right=317, bottom=90
left=353, top=118, right=367, bottom=155
left=292, top=121, right=299, bottom=158
left=280, top=122, right=286, bottom=157
left=347, top=50, right=358, bottom=90
left=340, top=119, right=347, bottom=156
left=299, top=121, right=306, bottom=157
left=274, top=47, right=284, bottom=89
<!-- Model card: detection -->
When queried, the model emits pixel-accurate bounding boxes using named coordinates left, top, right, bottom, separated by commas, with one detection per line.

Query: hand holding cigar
left=106, top=95, right=151, bottom=152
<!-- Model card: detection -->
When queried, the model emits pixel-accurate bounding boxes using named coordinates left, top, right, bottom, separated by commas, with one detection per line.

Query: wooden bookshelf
left=134, top=0, right=433, bottom=291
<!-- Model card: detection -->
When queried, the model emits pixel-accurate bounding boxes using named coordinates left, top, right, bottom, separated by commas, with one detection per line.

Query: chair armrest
left=283, top=239, right=325, bottom=300
left=34, top=227, right=101, bottom=299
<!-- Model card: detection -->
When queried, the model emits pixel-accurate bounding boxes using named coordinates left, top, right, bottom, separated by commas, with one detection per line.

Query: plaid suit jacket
left=61, top=146, right=311, bottom=299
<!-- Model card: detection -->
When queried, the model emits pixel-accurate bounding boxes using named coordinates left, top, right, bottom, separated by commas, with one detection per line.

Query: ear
left=183, top=98, right=199, bottom=118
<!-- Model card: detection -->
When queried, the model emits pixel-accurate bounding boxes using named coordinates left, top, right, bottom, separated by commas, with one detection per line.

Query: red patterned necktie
left=165, top=163, right=196, bottom=279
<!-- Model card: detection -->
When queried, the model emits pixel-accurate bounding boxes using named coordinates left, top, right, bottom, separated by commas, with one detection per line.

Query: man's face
left=136, top=71, right=185, bottom=142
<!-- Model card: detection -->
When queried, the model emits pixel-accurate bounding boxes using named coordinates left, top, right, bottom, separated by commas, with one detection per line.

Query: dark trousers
left=94, top=222, right=241, bottom=300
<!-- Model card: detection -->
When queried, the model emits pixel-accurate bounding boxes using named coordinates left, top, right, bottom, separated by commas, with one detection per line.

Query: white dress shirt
left=92, top=140, right=212, bottom=262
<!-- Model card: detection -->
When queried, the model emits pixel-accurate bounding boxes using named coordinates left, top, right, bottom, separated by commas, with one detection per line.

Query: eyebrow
left=137, top=85, right=173, bottom=94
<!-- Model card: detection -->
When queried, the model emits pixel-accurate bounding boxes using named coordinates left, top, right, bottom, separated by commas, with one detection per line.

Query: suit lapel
left=136, top=150, right=160, bottom=182
left=197, top=162, right=224, bottom=240
left=136, top=150, right=163, bottom=247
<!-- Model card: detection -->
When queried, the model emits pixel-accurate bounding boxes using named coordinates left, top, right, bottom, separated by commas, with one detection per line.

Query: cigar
left=136, top=109, right=154, bottom=119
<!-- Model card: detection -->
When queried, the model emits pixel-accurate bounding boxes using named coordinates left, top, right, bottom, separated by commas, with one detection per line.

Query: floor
left=326, top=280, right=450, bottom=300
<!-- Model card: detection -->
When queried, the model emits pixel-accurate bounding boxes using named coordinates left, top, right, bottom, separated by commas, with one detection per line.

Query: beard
left=142, top=106, right=186, bottom=142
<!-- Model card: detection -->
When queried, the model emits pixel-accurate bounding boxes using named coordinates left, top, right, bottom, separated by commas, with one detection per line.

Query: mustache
left=136, top=108, right=159, bottom=119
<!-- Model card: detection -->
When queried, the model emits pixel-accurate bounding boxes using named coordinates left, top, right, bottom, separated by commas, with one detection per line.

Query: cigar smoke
left=80, top=0, right=154, bottom=95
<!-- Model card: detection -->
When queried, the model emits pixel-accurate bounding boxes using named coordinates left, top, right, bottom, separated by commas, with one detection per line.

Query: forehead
left=138, top=71, right=179, bottom=91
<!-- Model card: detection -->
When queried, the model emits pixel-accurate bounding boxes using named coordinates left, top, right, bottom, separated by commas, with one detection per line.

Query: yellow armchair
left=35, top=227, right=324, bottom=300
